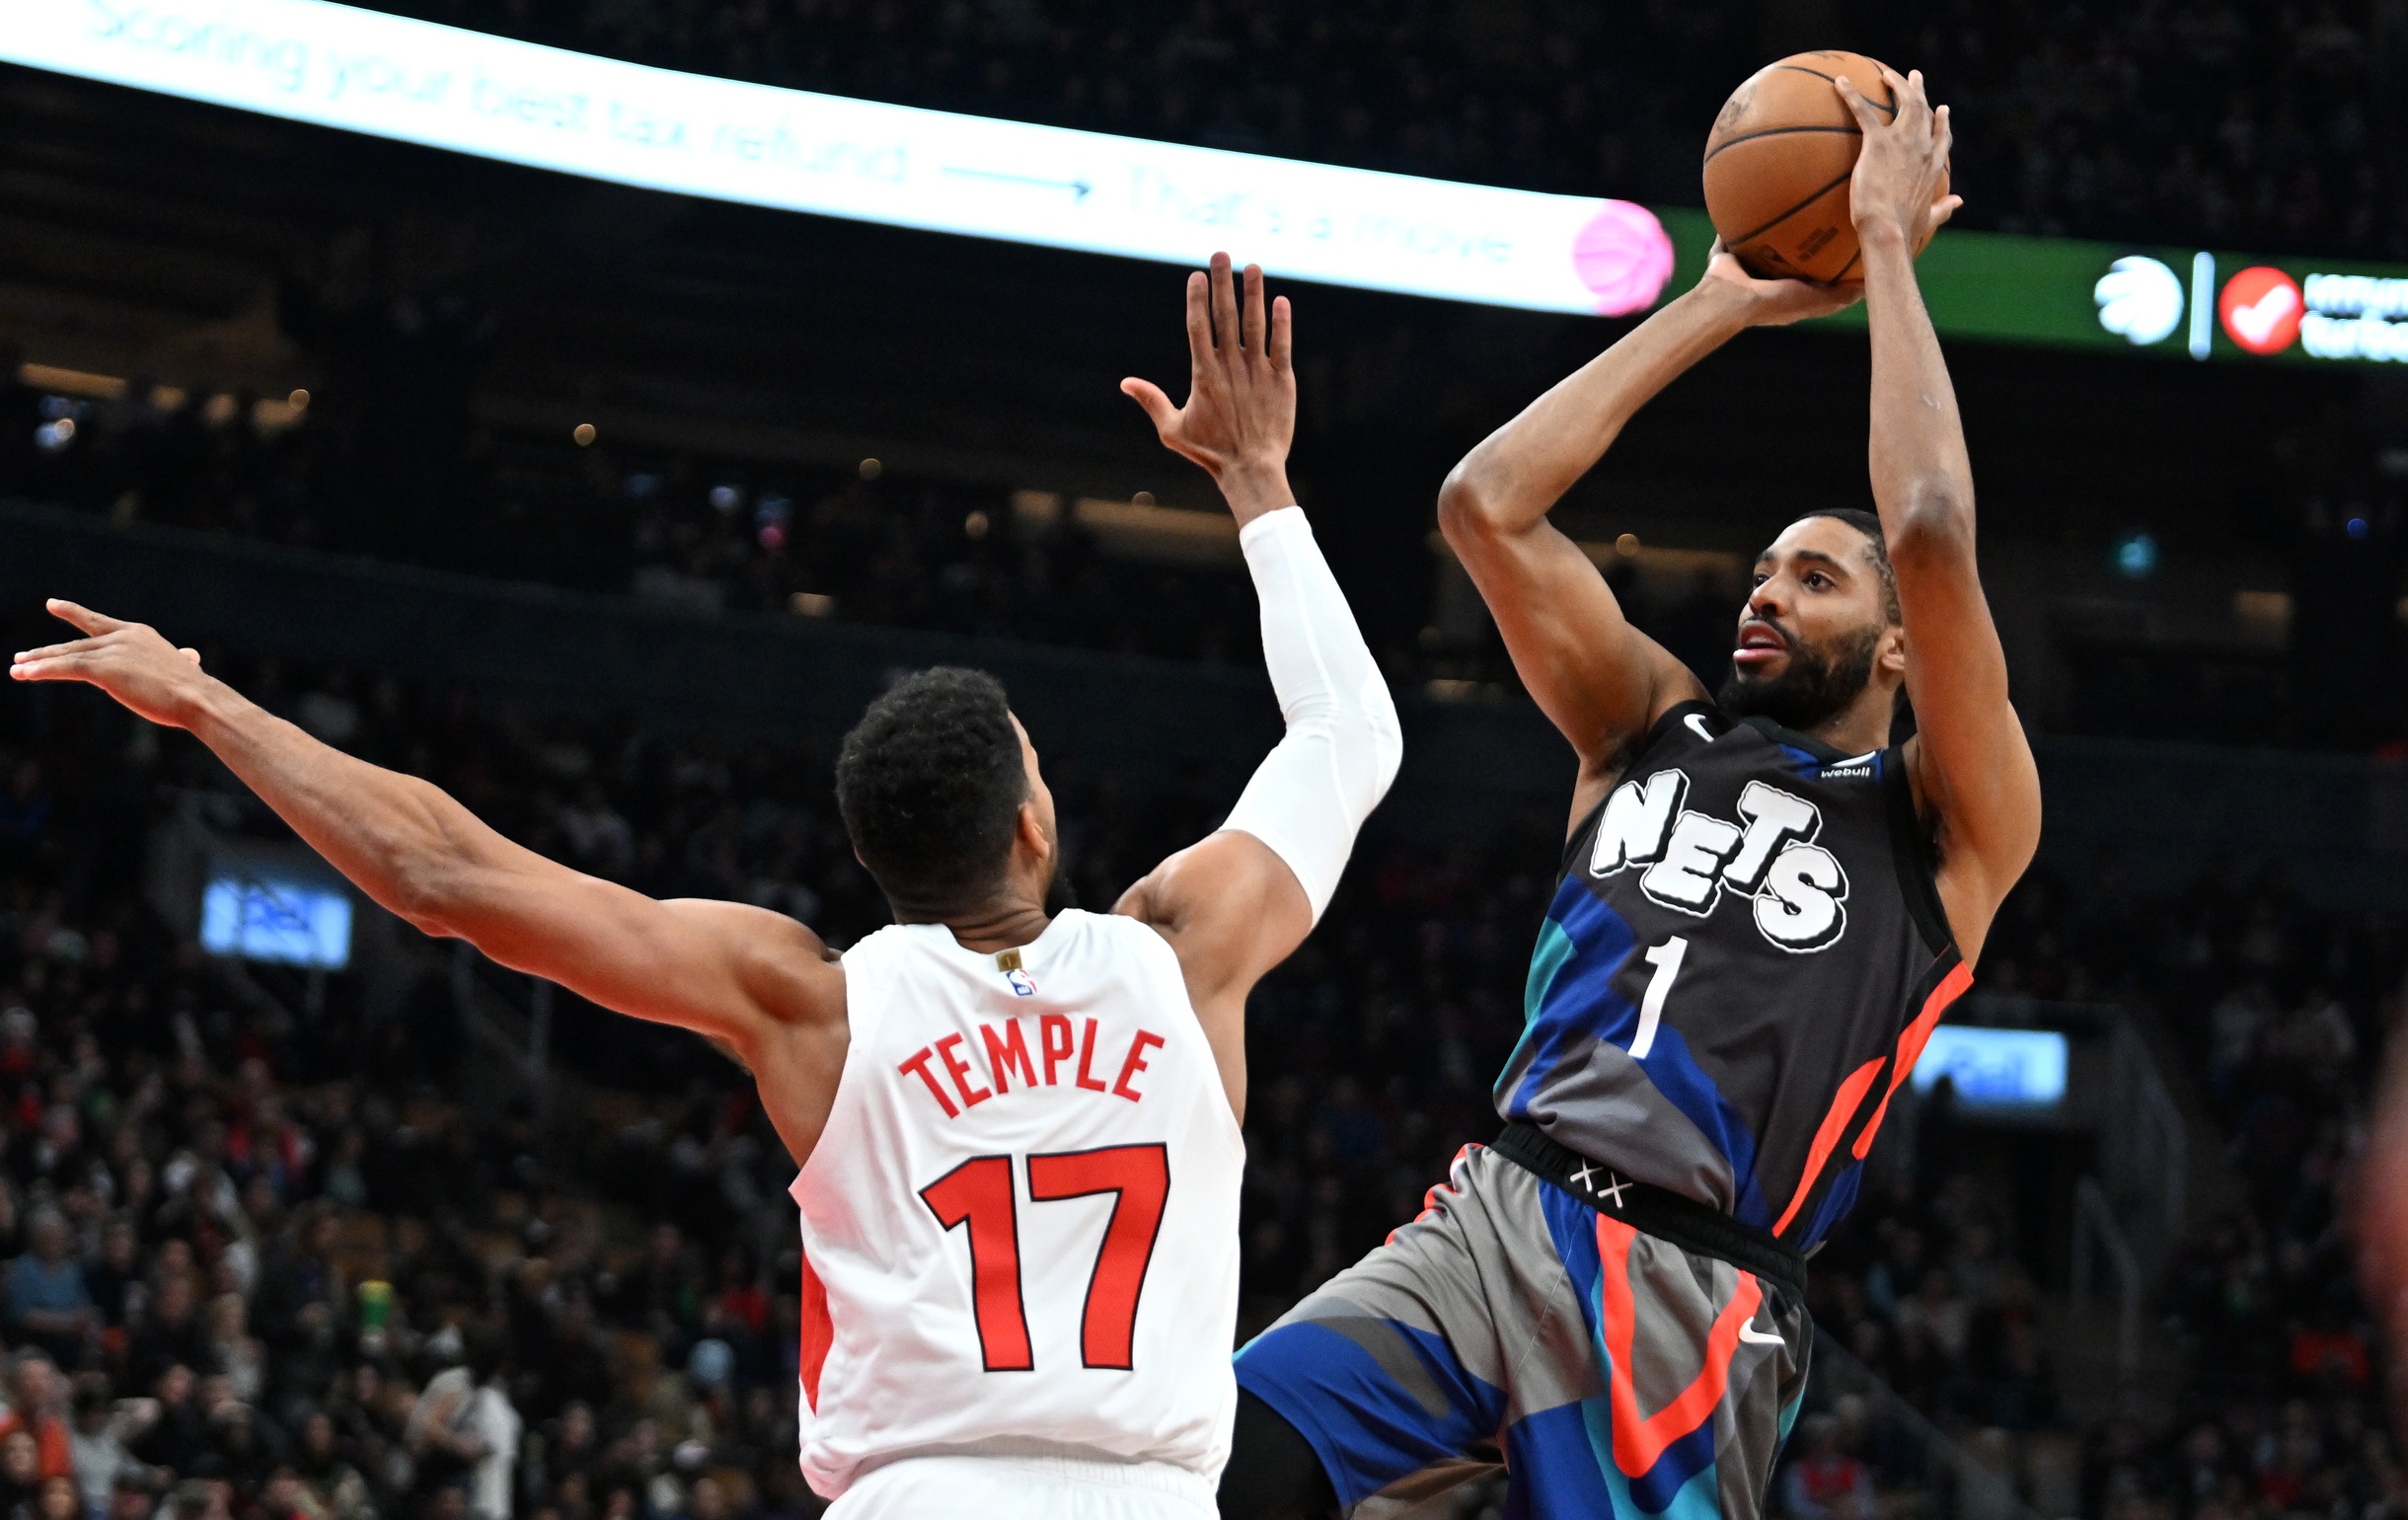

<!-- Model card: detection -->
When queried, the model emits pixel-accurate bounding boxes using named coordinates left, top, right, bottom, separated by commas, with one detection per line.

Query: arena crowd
left=0, top=363, right=1269, bottom=672
left=0, top=634, right=2393, bottom=1520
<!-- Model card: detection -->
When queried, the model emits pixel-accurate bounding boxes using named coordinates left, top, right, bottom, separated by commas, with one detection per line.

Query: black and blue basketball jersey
left=1494, top=700, right=1970, bottom=1252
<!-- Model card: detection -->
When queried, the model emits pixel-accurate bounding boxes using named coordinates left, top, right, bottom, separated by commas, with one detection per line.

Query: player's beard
left=1718, top=618, right=1885, bottom=732
left=1041, top=822, right=1080, bottom=915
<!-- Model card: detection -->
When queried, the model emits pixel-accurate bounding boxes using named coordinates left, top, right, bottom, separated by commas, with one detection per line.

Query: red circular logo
left=2219, top=266, right=2303, bottom=354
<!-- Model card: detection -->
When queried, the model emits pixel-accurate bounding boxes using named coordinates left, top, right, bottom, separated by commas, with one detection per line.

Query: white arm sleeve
left=1221, top=506, right=1403, bottom=922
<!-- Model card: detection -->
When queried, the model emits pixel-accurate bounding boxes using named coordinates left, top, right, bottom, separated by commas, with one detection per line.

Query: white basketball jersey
left=790, top=910, right=1245, bottom=1500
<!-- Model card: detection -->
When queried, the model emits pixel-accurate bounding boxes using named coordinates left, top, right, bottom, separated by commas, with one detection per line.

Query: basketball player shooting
left=1220, top=71, right=2041, bottom=1519
left=12, top=254, right=1401, bottom=1520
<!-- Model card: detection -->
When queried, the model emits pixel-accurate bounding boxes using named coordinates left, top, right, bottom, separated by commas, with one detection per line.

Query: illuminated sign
left=2093, top=257, right=2185, bottom=346
left=2219, top=266, right=2303, bottom=353
left=3, top=0, right=1673, bottom=317
left=2301, top=273, right=2408, bottom=360
left=200, top=871, right=353, bottom=969
left=2067, top=247, right=2408, bottom=363
left=15, top=1, right=2408, bottom=362
left=1909, top=1026, right=2069, bottom=1108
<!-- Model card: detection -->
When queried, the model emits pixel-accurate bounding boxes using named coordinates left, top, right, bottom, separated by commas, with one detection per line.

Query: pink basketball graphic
left=1571, top=201, right=1675, bottom=317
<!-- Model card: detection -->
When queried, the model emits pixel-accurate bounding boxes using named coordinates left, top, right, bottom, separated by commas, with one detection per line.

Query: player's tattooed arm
left=1436, top=246, right=1856, bottom=832
left=10, top=602, right=849, bottom=1144
left=1840, top=67, right=2040, bottom=963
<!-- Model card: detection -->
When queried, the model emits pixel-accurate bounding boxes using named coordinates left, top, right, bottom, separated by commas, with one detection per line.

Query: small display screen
left=1909, top=1026, right=2069, bottom=1108
left=200, top=874, right=353, bottom=970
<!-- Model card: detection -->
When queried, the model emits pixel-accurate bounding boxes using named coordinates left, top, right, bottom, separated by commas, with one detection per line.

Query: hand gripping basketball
left=1834, top=66, right=1962, bottom=256
left=1698, top=237, right=1864, bottom=328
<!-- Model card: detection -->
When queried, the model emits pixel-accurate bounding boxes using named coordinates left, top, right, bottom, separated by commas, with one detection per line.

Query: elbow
left=388, top=859, right=470, bottom=940
left=1286, top=692, right=1403, bottom=812
left=1365, top=689, right=1404, bottom=803
left=1435, top=463, right=1500, bottom=549
left=1335, top=688, right=1404, bottom=818
left=1883, top=480, right=1976, bottom=573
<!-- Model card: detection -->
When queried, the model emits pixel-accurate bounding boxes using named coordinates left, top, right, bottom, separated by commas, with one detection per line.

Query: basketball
left=1702, top=50, right=1946, bottom=282
left=13, top=6, right=2401, bottom=1517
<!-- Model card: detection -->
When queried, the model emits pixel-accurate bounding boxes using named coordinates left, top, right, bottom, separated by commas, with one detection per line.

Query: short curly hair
left=836, top=667, right=1028, bottom=916
left=1801, top=508, right=1901, bottom=627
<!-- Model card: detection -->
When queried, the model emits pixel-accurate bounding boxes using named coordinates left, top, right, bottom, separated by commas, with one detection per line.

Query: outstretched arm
left=1839, top=67, right=2040, bottom=962
left=1437, top=251, right=1860, bottom=828
left=1115, top=255, right=1400, bottom=1118
left=9, top=609, right=849, bottom=1155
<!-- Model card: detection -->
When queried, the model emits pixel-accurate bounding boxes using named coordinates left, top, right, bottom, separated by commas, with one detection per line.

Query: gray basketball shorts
left=1234, top=1144, right=1812, bottom=1519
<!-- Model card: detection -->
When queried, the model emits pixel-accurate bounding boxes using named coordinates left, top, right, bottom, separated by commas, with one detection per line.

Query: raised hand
left=1698, top=237, right=1864, bottom=326
left=1835, top=66, right=1962, bottom=253
left=1121, top=252, right=1297, bottom=525
left=11, top=600, right=211, bottom=727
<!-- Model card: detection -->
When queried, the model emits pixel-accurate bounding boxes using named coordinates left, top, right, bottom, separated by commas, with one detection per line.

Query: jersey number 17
left=920, top=1144, right=1170, bottom=1372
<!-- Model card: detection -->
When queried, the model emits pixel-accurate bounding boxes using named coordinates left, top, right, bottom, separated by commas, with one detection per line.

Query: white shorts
left=826, top=1452, right=1218, bottom=1520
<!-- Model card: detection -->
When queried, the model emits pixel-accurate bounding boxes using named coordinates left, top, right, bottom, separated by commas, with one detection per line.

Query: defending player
left=1222, top=71, right=2041, bottom=1518
left=13, top=254, right=1400, bottom=1520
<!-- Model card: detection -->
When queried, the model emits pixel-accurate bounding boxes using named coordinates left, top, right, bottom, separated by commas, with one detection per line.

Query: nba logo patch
left=996, top=948, right=1036, bottom=997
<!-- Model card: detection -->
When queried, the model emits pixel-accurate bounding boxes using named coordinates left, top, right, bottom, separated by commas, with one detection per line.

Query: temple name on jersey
left=1589, top=769, right=1850, bottom=952
left=897, top=1015, right=1167, bottom=1118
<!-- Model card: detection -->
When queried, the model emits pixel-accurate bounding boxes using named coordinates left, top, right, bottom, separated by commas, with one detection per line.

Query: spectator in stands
left=289, top=1409, right=374, bottom=1520
left=201, top=1299, right=263, bottom=1409
left=70, top=1384, right=160, bottom=1516
left=407, top=1333, right=518, bottom=1520
left=127, top=1278, right=206, bottom=1397
left=0, top=1429, right=41, bottom=1518
left=5, top=1216, right=93, bottom=1368
left=1781, top=1414, right=1876, bottom=1520
left=0, top=1354, right=71, bottom=1485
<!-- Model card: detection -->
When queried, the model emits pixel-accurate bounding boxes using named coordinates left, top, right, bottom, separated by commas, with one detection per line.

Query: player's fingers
left=1830, top=77, right=1882, bottom=132
left=1890, top=65, right=1923, bottom=121
left=1208, top=253, right=1240, bottom=357
left=45, top=599, right=125, bottom=638
left=1270, top=295, right=1293, bottom=371
left=12, top=636, right=107, bottom=664
left=1242, top=264, right=1267, bottom=360
left=1119, top=378, right=1178, bottom=432
left=1932, top=105, right=1954, bottom=163
left=1930, top=193, right=1965, bottom=232
left=8, top=654, right=94, bottom=683
left=1182, top=271, right=1212, bottom=366
left=181, top=647, right=201, bottom=667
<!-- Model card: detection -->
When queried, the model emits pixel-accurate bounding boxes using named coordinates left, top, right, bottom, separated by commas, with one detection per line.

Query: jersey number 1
left=1631, top=935, right=1688, bottom=1059
left=919, top=1144, right=1171, bottom=1372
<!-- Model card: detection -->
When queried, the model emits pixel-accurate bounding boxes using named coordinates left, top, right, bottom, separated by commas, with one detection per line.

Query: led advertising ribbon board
left=1932, top=239, right=2408, bottom=365
left=14, top=2, right=2408, bottom=362
left=1647, top=210, right=2408, bottom=366
left=1646, top=208, right=2408, bottom=365
left=8, top=0, right=1676, bottom=318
